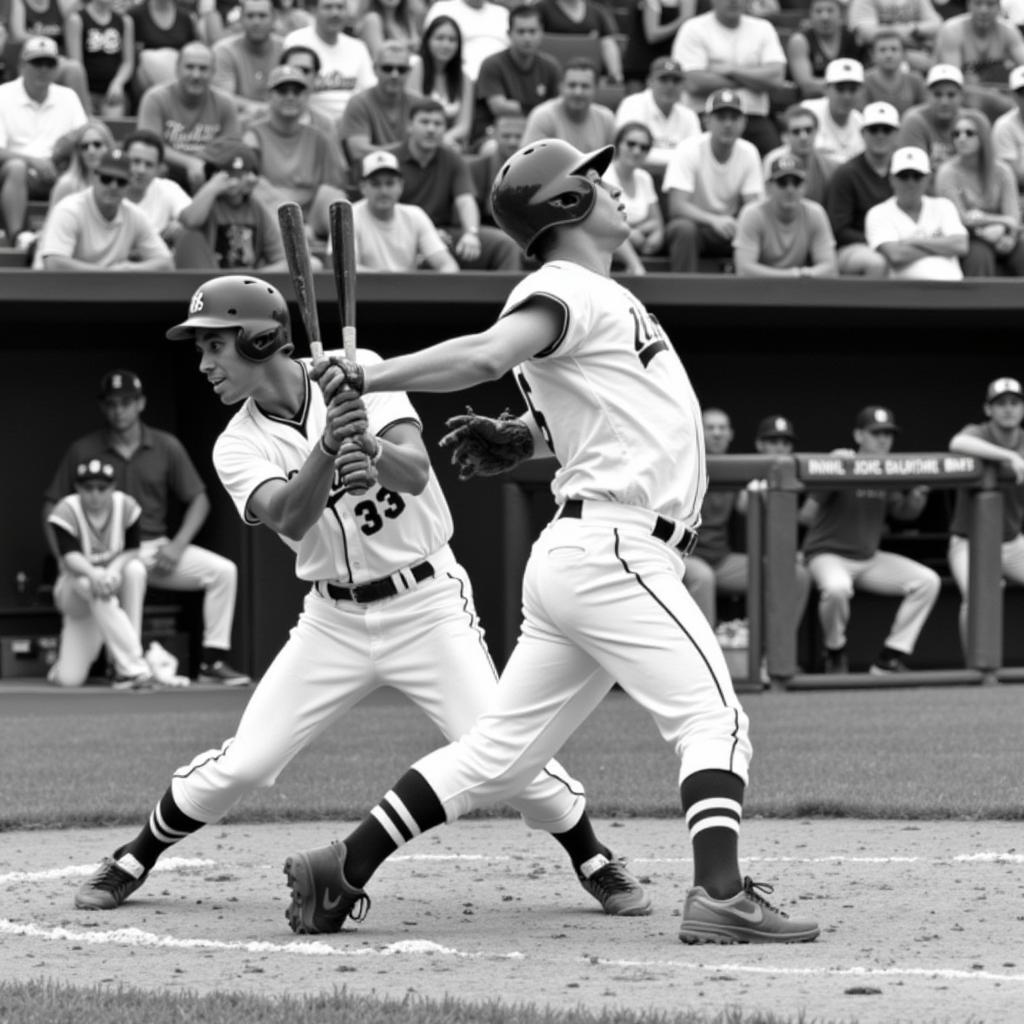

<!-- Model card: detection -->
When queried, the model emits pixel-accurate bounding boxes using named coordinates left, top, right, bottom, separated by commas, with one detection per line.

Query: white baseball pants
left=947, top=533, right=1024, bottom=644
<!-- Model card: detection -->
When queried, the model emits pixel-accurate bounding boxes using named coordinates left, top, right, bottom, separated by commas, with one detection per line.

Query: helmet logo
left=189, top=289, right=204, bottom=315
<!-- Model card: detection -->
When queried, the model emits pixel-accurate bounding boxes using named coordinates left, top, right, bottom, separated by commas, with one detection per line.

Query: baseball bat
left=277, top=201, right=324, bottom=365
left=328, top=199, right=357, bottom=361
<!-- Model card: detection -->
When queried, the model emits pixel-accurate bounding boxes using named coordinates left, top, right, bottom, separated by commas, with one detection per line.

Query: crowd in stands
left=2, top=0, right=1024, bottom=275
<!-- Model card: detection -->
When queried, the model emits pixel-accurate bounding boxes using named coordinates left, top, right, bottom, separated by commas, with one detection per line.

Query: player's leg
left=947, top=535, right=970, bottom=650
left=807, top=552, right=856, bottom=670
left=47, top=575, right=104, bottom=687
left=89, top=594, right=151, bottom=683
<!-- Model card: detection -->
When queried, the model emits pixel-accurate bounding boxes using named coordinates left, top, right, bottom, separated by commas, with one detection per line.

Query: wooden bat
left=328, top=199, right=357, bottom=361
left=277, top=201, right=324, bottom=365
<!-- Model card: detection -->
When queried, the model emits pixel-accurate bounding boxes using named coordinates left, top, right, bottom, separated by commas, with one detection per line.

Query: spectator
left=49, top=118, right=115, bottom=206
left=283, top=0, right=376, bottom=123
left=466, top=111, right=524, bottom=227
left=65, top=0, right=135, bottom=117
left=620, top=0, right=692, bottom=91
left=8, top=0, right=92, bottom=108
left=174, top=136, right=289, bottom=269
left=36, top=147, right=174, bottom=270
left=123, top=128, right=191, bottom=246
left=277, top=43, right=338, bottom=135
left=672, top=0, right=787, bottom=155
left=472, top=4, right=561, bottom=150
left=246, top=64, right=349, bottom=238
left=866, top=145, right=969, bottom=278
left=137, top=41, right=241, bottom=194
left=269, top=0, right=314, bottom=37
left=684, top=407, right=812, bottom=630
left=934, top=0, right=1024, bottom=122
left=762, top=104, right=838, bottom=205
left=861, top=31, right=926, bottom=116
left=44, top=369, right=251, bottom=686
left=614, top=55, right=701, bottom=172
left=825, top=101, right=898, bottom=278
left=351, top=149, right=459, bottom=270
left=604, top=121, right=663, bottom=273
left=847, top=0, right=941, bottom=74
left=534, top=0, right=624, bottom=84
left=663, top=88, right=764, bottom=272
left=801, top=59, right=866, bottom=165
left=755, top=414, right=798, bottom=456
left=0, top=36, right=87, bottom=246
left=800, top=405, right=940, bottom=675
left=130, top=0, right=201, bottom=95
left=407, top=15, right=474, bottom=151
left=786, top=0, right=863, bottom=100
left=896, top=64, right=980, bottom=174
left=936, top=108, right=1024, bottom=275
left=733, top=152, right=837, bottom=277
left=357, top=0, right=426, bottom=58
left=947, top=376, right=1024, bottom=654
left=993, top=64, right=1024, bottom=192
left=521, top=58, right=616, bottom=151
left=422, top=0, right=507, bottom=80
left=212, top=0, right=285, bottom=127
left=396, top=96, right=519, bottom=268
left=45, top=458, right=153, bottom=690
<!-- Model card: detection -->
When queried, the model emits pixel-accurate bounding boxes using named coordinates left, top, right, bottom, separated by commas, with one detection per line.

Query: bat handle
left=342, top=325, right=357, bottom=363
left=309, top=341, right=325, bottom=366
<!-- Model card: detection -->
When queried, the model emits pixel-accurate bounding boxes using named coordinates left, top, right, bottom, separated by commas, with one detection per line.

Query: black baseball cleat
left=823, top=647, right=849, bottom=674
left=678, top=877, right=819, bottom=944
left=577, top=853, right=652, bottom=915
left=870, top=653, right=910, bottom=675
left=74, top=854, right=149, bottom=910
left=198, top=659, right=252, bottom=686
left=283, top=840, right=371, bottom=934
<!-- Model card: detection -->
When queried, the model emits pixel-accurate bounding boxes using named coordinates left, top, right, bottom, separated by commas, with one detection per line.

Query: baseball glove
left=439, top=406, right=535, bottom=480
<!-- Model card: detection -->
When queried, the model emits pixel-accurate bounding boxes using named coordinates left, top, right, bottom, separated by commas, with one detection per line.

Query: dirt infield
left=3, top=818, right=1021, bottom=1023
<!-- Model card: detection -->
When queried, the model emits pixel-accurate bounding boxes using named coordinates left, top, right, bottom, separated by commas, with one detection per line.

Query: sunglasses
left=624, top=139, right=651, bottom=152
left=379, top=64, right=410, bottom=74
left=864, top=124, right=896, bottom=134
left=97, top=173, right=128, bottom=186
left=894, top=170, right=925, bottom=180
left=655, top=75, right=683, bottom=83
left=80, top=139, right=106, bottom=151
left=832, top=83, right=860, bottom=93
left=952, top=128, right=977, bottom=138
left=773, top=175, right=804, bottom=188
left=273, top=83, right=305, bottom=95
left=28, top=57, right=58, bottom=68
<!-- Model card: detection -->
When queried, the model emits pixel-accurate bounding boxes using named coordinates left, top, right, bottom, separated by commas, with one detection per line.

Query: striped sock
left=344, top=769, right=445, bottom=888
left=117, top=788, right=205, bottom=871
left=681, top=769, right=745, bottom=899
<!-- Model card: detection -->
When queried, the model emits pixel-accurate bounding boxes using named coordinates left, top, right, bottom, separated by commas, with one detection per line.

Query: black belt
left=559, top=499, right=699, bottom=556
left=324, top=561, right=435, bottom=603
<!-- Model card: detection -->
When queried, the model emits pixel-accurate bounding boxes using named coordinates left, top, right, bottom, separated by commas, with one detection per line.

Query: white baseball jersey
left=48, top=491, right=142, bottom=566
left=502, top=261, right=706, bottom=527
left=213, top=349, right=453, bottom=583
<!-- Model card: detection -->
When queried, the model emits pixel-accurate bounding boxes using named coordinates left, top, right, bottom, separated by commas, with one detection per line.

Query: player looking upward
left=284, top=140, right=821, bottom=945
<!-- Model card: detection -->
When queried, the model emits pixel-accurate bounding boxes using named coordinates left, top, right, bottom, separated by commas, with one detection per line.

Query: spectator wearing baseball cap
left=786, top=0, right=864, bottom=101
left=936, top=107, right=1024, bottom=278
left=897, top=62, right=983, bottom=173
left=863, top=32, right=927, bottom=116
left=800, top=60, right=867, bottom=164
left=350, top=149, right=459, bottom=273
left=671, top=0, right=788, bottom=155
left=847, top=0, right=941, bottom=75
left=992, top=66, right=1024, bottom=194
left=948, top=376, right=1024, bottom=656
left=864, top=146, right=968, bottom=279
left=825, top=101, right=899, bottom=277
left=761, top=105, right=839, bottom=207
left=614, top=56, right=701, bottom=171
left=801, top=404, right=940, bottom=675
left=733, top=152, right=837, bottom=277
left=662, top=87, right=764, bottom=272
left=755, top=415, right=798, bottom=453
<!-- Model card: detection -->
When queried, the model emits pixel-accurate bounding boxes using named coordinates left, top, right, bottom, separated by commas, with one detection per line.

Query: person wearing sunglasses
left=0, top=35, right=88, bottom=246
left=864, top=145, right=968, bottom=280
left=211, top=0, right=286, bottom=128
left=604, top=120, right=664, bottom=272
left=49, top=119, right=116, bottom=207
left=896, top=63, right=982, bottom=175
left=936, top=108, right=1024, bottom=276
left=800, top=58, right=866, bottom=165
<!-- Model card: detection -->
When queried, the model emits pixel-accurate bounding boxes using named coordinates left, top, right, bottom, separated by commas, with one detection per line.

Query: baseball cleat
left=678, top=877, right=819, bottom=944
left=283, top=840, right=370, bottom=934
left=198, top=660, right=252, bottom=686
left=578, top=853, right=652, bottom=916
left=74, top=854, right=149, bottom=910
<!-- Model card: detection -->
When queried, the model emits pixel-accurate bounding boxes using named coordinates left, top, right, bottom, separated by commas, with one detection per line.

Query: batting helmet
left=490, top=140, right=614, bottom=257
left=166, top=275, right=292, bottom=362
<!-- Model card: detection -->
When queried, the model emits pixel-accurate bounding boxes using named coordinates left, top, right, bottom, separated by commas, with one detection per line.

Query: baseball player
left=947, top=376, right=1024, bottom=648
left=284, top=140, right=820, bottom=944
left=47, top=458, right=153, bottom=689
left=73, top=274, right=649, bottom=920
left=800, top=405, right=941, bottom=674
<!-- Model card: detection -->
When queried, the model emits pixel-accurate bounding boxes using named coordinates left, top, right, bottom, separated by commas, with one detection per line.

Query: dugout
left=1, top=271, right=1022, bottom=679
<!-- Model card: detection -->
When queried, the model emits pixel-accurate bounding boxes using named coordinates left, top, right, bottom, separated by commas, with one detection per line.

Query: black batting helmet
left=490, top=139, right=614, bottom=257
left=166, top=275, right=292, bottom=362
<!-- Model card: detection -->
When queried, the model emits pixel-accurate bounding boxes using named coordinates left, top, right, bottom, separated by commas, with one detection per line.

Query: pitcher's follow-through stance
left=73, top=273, right=650, bottom=922
left=285, top=139, right=821, bottom=944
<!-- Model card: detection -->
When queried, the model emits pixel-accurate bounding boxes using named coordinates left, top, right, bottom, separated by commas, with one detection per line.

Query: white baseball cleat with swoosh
left=283, top=840, right=371, bottom=934
left=678, top=877, right=820, bottom=944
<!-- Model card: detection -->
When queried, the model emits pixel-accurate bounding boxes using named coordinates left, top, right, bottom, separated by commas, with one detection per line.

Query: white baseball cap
left=361, top=150, right=402, bottom=179
left=862, top=101, right=900, bottom=130
left=825, top=59, right=864, bottom=85
left=890, top=146, right=930, bottom=176
left=1010, top=65, right=1024, bottom=92
left=926, top=63, right=964, bottom=89
left=986, top=376, right=1024, bottom=401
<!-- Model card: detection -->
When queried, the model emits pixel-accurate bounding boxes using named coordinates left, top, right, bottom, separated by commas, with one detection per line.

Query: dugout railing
left=501, top=454, right=1022, bottom=690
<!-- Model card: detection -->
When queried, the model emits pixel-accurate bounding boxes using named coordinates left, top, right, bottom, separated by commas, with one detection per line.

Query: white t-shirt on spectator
left=283, top=26, right=376, bottom=122
left=134, top=177, right=191, bottom=236
left=865, top=194, right=966, bottom=280
left=662, top=132, right=764, bottom=214
left=801, top=98, right=865, bottom=164
left=353, top=199, right=449, bottom=272
left=0, top=79, right=87, bottom=158
left=603, top=163, right=659, bottom=226
left=614, top=90, right=702, bottom=168
left=993, top=108, right=1024, bottom=179
left=424, top=0, right=508, bottom=80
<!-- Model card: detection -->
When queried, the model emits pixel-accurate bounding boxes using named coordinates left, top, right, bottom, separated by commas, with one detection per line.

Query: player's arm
left=373, top=422, right=432, bottom=495
left=950, top=430, right=1024, bottom=482
left=797, top=495, right=821, bottom=528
